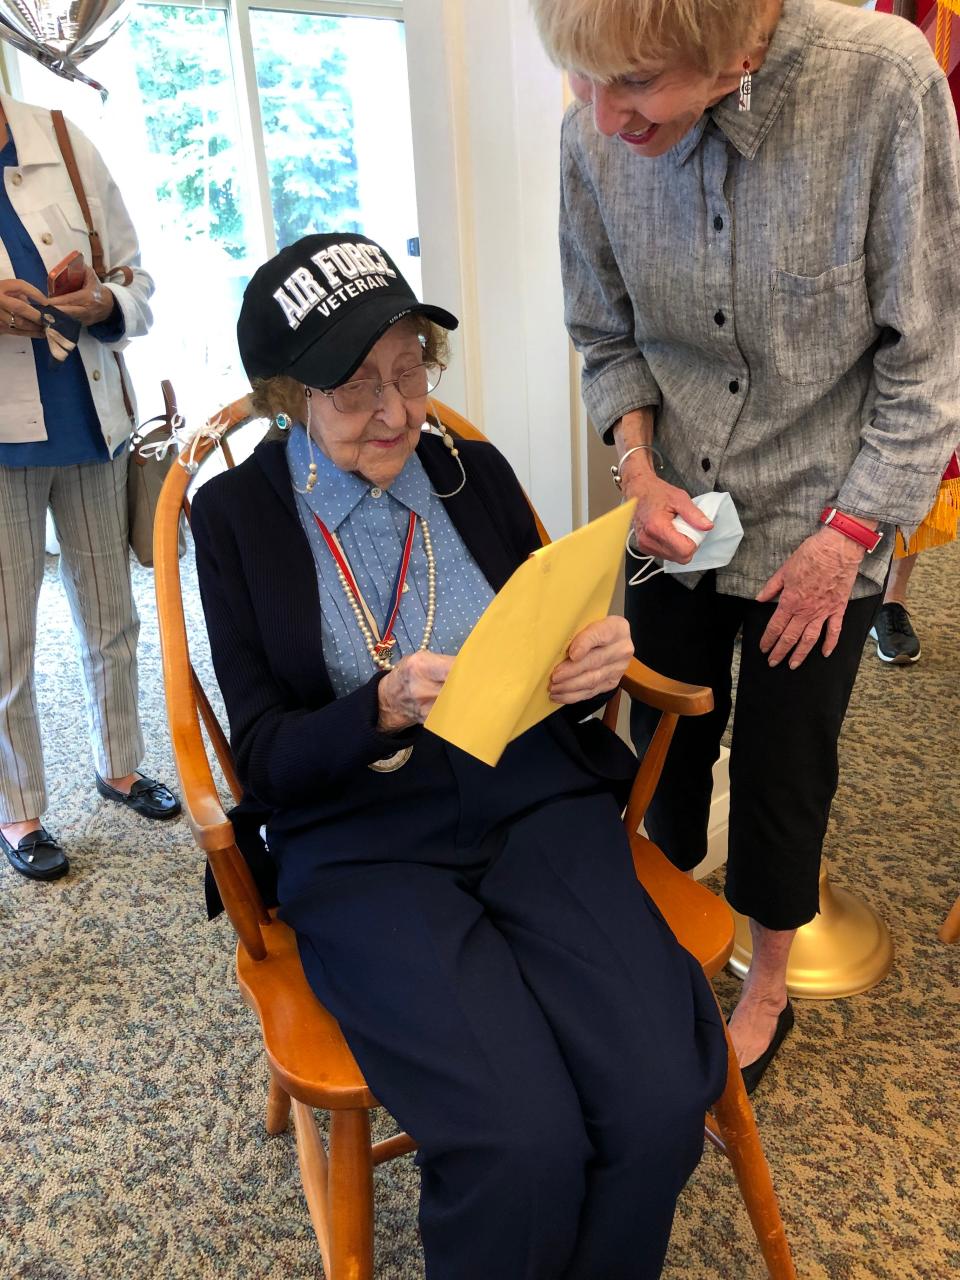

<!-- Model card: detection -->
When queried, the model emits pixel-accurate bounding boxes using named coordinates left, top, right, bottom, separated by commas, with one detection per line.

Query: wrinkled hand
left=756, top=528, right=864, bottom=669
left=622, top=468, right=713, bottom=563
left=51, top=266, right=116, bottom=327
left=549, top=616, right=633, bottom=704
left=0, top=277, right=45, bottom=338
left=377, top=651, right=455, bottom=732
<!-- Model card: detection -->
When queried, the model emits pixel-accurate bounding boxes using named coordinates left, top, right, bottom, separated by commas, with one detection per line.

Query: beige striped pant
left=0, top=453, right=143, bottom=822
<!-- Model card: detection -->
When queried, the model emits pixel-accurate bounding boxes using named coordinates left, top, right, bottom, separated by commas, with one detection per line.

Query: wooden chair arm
left=615, top=660, right=714, bottom=837
left=619, top=657, right=713, bottom=717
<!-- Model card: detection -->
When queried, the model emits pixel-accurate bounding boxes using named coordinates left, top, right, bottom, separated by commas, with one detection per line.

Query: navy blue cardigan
left=191, top=434, right=636, bottom=910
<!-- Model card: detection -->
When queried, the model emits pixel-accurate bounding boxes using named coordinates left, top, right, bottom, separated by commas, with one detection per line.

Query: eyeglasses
left=321, top=362, right=443, bottom=414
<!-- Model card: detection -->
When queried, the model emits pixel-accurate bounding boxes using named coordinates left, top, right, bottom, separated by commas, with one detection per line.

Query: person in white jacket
left=0, top=93, right=179, bottom=882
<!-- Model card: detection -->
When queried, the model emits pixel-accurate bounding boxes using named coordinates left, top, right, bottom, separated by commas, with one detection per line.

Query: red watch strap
left=819, top=507, right=883, bottom=553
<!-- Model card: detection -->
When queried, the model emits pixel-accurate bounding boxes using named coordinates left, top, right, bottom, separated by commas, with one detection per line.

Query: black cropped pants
left=626, top=570, right=880, bottom=931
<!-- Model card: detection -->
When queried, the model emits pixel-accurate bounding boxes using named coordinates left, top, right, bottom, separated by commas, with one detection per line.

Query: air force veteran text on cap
left=273, top=240, right=398, bottom=331
left=237, top=232, right=458, bottom=391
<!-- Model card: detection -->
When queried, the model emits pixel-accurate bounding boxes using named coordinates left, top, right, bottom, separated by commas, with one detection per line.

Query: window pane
left=250, top=9, right=421, bottom=293
left=14, top=4, right=258, bottom=418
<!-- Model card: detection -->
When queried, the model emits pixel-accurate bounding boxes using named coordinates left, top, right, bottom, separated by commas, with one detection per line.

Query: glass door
left=11, top=0, right=421, bottom=419
left=249, top=6, right=421, bottom=293
left=16, top=4, right=258, bottom=416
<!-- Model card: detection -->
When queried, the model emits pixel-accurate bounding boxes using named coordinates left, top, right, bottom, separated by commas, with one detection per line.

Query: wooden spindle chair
left=153, top=396, right=798, bottom=1279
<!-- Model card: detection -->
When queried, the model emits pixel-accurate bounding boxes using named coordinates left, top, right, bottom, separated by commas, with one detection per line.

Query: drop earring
left=293, top=388, right=319, bottom=495
left=275, top=412, right=291, bottom=432
left=425, top=400, right=466, bottom=498
left=738, top=58, right=752, bottom=113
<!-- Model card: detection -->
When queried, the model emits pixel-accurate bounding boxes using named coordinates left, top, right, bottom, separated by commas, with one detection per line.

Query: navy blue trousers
left=281, top=734, right=727, bottom=1280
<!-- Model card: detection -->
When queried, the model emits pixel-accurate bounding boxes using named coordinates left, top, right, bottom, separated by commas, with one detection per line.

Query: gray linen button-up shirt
left=560, top=0, right=960, bottom=598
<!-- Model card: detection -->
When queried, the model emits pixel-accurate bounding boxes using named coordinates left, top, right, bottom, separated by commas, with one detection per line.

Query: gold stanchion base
left=727, top=863, right=894, bottom=999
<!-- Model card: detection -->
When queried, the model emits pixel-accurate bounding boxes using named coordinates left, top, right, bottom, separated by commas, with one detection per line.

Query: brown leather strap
left=49, top=110, right=133, bottom=286
left=51, top=110, right=137, bottom=424
left=129, top=379, right=179, bottom=457
left=161, top=379, right=178, bottom=423
left=115, top=353, right=136, bottom=425
left=51, top=109, right=106, bottom=279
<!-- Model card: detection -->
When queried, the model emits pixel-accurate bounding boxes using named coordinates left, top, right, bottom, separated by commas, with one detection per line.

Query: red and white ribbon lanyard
left=314, top=510, right=418, bottom=661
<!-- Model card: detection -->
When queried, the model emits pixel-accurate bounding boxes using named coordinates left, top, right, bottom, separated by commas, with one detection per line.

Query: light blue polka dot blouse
left=287, top=423, right=495, bottom=698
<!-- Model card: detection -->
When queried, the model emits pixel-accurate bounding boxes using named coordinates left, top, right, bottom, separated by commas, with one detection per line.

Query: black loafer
left=740, top=1000, right=795, bottom=1096
left=95, top=772, right=181, bottom=821
left=1, top=825, right=69, bottom=881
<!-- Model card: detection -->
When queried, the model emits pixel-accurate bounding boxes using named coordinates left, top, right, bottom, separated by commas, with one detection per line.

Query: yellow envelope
left=425, top=500, right=636, bottom=766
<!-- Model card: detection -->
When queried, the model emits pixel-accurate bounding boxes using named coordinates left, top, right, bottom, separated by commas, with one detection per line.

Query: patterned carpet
left=2, top=533, right=958, bottom=1280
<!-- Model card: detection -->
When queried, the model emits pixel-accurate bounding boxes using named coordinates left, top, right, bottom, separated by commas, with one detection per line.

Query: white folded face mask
left=627, top=491, right=743, bottom=586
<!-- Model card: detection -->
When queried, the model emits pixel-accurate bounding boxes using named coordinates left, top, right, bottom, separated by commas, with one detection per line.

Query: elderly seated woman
left=191, top=233, right=727, bottom=1280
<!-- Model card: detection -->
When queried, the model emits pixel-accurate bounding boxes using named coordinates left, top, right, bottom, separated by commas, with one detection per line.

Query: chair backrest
left=154, top=394, right=272, bottom=957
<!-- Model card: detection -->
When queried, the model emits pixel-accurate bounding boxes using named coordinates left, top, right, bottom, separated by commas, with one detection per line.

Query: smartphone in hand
left=47, top=250, right=86, bottom=297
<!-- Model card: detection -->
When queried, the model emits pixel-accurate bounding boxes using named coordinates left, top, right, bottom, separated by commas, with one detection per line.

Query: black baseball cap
left=237, top=232, right=459, bottom=389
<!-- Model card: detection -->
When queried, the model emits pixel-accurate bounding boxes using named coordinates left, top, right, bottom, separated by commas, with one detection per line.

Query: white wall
left=405, top=0, right=579, bottom=535
left=0, top=40, right=19, bottom=96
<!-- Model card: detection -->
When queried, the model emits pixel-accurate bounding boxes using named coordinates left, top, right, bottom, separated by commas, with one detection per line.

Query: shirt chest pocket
left=24, top=201, right=88, bottom=264
left=771, top=257, right=876, bottom=387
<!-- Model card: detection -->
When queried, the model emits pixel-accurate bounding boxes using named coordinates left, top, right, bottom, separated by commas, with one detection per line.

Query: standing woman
left=0, top=93, right=179, bottom=882
left=533, top=0, right=960, bottom=1087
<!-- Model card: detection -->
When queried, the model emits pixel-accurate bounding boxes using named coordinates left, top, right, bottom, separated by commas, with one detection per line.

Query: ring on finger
left=8, top=314, right=16, bottom=328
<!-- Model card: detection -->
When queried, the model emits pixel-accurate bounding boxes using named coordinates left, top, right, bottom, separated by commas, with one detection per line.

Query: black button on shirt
left=714, top=310, right=725, bottom=326
left=701, top=457, right=711, bottom=472
left=729, top=379, right=740, bottom=393
left=713, top=215, right=724, bottom=231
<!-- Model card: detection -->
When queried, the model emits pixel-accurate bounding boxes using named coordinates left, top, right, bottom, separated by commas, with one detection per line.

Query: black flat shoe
left=95, top=772, right=181, bottom=821
left=740, top=1000, right=795, bottom=1096
left=1, top=825, right=69, bottom=881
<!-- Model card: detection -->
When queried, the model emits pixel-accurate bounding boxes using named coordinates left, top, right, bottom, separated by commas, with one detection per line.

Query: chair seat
left=237, top=918, right=377, bottom=1111
left=630, top=833, right=734, bottom=979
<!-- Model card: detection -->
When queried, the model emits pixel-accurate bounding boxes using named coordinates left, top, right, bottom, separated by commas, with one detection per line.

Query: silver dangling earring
left=738, top=58, right=752, bottom=113
left=293, top=388, right=319, bottom=495
left=425, top=399, right=466, bottom=498
left=275, top=412, right=291, bottom=432
left=304, top=388, right=319, bottom=493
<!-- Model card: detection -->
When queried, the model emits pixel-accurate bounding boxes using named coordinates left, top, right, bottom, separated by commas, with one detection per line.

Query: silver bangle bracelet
left=611, top=443, right=663, bottom=490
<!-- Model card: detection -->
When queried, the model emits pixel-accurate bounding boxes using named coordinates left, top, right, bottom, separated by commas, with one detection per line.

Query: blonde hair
left=251, top=315, right=450, bottom=422
left=531, top=0, right=765, bottom=80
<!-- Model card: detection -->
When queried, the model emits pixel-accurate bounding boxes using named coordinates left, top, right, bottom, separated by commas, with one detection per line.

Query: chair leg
left=939, top=893, right=960, bottom=944
left=711, top=1026, right=798, bottom=1280
left=292, top=1100, right=333, bottom=1271
left=266, top=1073, right=291, bottom=1135
left=328, top=1108, right=374, bottom=1280
left=291, top=1102, right=375, bottom=1279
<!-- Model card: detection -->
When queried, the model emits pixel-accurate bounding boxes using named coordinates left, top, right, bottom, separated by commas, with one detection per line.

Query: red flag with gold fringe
left=876, top=0, right=960, bottom=556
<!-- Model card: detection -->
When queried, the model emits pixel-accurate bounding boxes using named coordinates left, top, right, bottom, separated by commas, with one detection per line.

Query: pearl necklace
left=331, top=517, right=437, bottom=672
